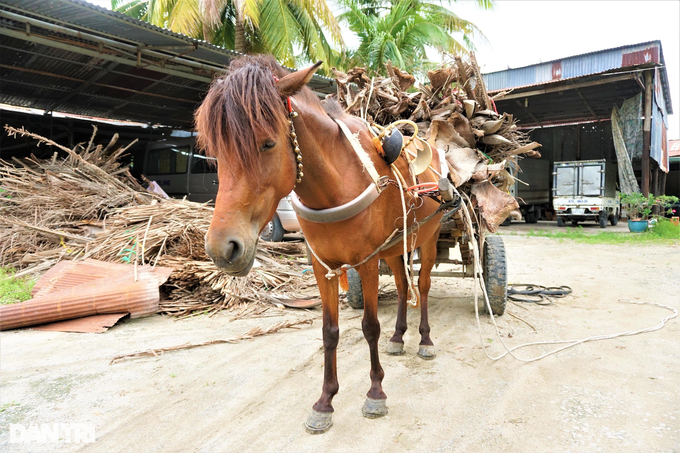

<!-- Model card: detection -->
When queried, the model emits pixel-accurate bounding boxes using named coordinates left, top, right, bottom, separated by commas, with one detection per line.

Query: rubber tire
left=556, top=216, right=565, bottom=227
left=525, top=209, right=538, bottom=224
left=346, top=268, right=364, bottom=309
left=610, top=211, right=619, bottom=226
left=260, top=214, right=285, bottom=242
left=481, top=236, right=507, bottom=316
left=599, top=212, right=607, bottom=229
left=500, top=217, right=511, bottom=227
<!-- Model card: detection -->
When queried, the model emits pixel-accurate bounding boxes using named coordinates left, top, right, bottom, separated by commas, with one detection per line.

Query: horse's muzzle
left=205, top=235, right=257, bottom=276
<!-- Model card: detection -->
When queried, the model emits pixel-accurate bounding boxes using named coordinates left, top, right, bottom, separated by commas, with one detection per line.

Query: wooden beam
left=514, top=99, right=543, bottom=127
left=575, top=89, right=599, bottom=122
left=493, top=72, right=640, bottom=101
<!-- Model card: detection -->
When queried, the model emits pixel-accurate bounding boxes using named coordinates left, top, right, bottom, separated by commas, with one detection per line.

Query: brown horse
left=196, top=55, right=447, bottom=434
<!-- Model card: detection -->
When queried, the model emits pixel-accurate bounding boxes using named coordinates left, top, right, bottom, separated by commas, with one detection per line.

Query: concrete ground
left=1, top=234, right=679, bottom=452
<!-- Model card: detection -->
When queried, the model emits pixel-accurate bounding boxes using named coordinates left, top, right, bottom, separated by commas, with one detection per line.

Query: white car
left=260, top=195, right=301, bottom=242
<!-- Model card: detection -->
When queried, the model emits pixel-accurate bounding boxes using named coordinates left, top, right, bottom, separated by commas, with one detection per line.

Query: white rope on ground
left=453, top=185, right=678, bottom=363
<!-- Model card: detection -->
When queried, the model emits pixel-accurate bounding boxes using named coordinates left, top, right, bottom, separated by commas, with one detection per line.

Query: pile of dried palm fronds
left=1, top=126, right=314, bottom=317
left=331, top=53, right=541, bottom=231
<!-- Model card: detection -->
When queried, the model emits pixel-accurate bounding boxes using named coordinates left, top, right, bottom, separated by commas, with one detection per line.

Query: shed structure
left=0, top=0, right=335, bottom=141
left=484, top=41, right=673, bottom=198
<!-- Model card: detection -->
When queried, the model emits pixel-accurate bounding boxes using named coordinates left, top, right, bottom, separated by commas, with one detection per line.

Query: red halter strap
left=272, top=75, right=293, bottom=114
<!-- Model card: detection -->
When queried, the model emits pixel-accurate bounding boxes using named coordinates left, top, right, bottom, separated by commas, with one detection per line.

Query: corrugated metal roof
left=0, top=0, right=335, bottom=127
left=483, top=40, right=672, bottom=115
left=670, top=140, right=680, bottom=157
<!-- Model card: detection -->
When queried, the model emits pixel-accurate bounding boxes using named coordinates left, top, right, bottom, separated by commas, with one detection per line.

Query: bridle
left=273, top=75, right=304, bottom=186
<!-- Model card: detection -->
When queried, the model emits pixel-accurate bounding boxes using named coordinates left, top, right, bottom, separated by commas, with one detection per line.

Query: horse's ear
left=276, top=61, right=323, bottom=97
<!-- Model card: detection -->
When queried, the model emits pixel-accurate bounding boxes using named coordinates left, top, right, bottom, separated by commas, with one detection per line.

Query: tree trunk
left=235, top=20, right=246, bottom=53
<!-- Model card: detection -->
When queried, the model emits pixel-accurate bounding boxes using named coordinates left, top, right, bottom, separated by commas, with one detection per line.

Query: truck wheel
left=525, top=209, right=538, bottom=224
left=481, top=236, right=507, bottom=316
left=610, top=211, right=619, bottom=226
left=346, top=268, right=364, bottom=309
left=556, top=216, right=564, bottom=227
left=501, top=217, right=511, bottom=227
left=599, top=212, right=607, bottom=229
left=260, top=214, right=285, bottom=242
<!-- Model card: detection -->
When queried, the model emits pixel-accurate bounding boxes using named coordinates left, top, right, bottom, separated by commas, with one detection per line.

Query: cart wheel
left=260, top=214, right=285, bottom=242
left=481, top=236, right=507, bottom=316
left=346, top=268, right=364, bottom=309
left=599, top=212, right=607, bottom=229
left=556, top=216, right=564, bottom=227
left=610, top=211, right=619, bottom=226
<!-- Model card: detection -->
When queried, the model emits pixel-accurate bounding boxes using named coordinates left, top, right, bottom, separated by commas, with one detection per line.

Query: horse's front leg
left=305, top=259, right=340, bottom=434
left=358, top=259, right=388, bottom=418
left=384, top=255, right=409, bottom=355
left=416, top=232, right=439, bottom=360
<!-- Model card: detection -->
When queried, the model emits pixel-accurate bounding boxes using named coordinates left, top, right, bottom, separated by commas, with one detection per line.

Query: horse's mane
left=195, top=55, right=293, bottom=179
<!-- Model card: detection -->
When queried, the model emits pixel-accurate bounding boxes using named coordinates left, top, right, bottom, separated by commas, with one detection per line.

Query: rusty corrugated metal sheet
left=32, top=313, right=128, bottom=333
left=0, top=260, right=173, bottom=331
left=670, top=140, right=680, bottom=157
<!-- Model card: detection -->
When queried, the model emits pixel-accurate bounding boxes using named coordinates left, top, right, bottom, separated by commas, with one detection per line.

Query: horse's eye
left=261, top=140, right=276, bottom=151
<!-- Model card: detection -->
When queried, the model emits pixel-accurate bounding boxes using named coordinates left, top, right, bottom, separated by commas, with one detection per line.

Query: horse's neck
left=292, top=102, right=373, bottom=210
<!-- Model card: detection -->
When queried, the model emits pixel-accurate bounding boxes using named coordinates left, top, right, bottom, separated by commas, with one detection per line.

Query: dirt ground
left=1, top=230, right=679, bottom=452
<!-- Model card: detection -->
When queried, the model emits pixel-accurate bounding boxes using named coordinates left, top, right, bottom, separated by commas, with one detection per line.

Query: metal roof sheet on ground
left=483, top=40, right=672, bottom=115
left=0, top=0, right=335, bottom=127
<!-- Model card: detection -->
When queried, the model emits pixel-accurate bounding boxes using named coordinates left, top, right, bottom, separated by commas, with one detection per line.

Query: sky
left=88, top=0, right=678, bottom=138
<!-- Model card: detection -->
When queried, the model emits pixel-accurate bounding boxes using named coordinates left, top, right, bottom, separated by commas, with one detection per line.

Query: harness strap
left=291, top=182, right=382, bottom=223
left=335, top=119, right=382, bottom=188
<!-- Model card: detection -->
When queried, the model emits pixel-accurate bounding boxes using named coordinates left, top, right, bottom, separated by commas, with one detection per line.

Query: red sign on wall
left=622, top=47, right=659, bottom=67
left=552, top=61, right=562, bottom=80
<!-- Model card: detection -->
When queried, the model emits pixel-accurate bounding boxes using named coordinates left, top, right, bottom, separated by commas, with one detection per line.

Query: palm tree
left=336, top=0, right=493, bottom=76
left=111, top=0, right=343, bottom=70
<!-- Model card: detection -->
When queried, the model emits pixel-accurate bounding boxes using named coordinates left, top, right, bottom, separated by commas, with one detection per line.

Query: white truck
left=552, top=159, right=620, bottom=228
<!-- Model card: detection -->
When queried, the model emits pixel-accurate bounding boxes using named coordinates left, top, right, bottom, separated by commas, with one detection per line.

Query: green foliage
left=619, top=192, right=679, bottom=220
left=335, top=0, right=493, bottom=76
left=524, top=219, right=680, bottom=244
left=112, top=0, right=343, bottom=71
left=0, top=267, right=35, bottom=305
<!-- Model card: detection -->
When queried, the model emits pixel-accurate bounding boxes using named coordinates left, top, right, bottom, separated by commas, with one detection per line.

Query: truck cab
left=552, top=159, right=620, bottom=228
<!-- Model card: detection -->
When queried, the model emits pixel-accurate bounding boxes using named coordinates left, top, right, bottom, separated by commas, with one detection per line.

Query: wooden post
left=642, top=70, right=653, bottom=196
left=660, top=170, right=667, bottom=196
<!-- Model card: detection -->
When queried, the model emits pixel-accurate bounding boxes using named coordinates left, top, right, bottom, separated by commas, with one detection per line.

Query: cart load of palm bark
left=330, top=53, right=541, bottom=231
left=0, top=126, right=316, bottom=320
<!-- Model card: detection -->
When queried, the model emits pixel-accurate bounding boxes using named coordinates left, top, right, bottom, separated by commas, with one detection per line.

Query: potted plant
left=619, top=193, right=679, bottom=232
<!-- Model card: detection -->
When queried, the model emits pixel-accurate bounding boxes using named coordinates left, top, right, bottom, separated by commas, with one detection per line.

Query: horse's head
left=195, top=56, right=321, bottom=276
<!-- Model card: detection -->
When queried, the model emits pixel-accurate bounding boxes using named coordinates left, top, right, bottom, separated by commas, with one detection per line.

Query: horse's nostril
left=224, top=240, right=243, bottom=263
left=206, top=237, right=244, bottom=265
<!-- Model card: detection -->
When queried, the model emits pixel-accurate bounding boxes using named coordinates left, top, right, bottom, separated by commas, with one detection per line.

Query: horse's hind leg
left=358, top=260, right=388, bottom=418
left=305, top=259, right=340, bottom=434
left=416, top=231, right=440, bottom=360
left=385, top=255, right=408, bottom=355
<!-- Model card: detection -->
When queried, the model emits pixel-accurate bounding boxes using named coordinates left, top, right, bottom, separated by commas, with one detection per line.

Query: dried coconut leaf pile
left=331, top=53, right=542, bottom=232
left=1, top=126, right=315, bottom=317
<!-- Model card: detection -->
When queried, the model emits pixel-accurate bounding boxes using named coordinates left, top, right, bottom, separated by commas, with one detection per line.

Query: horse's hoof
left=362, top=397, right=388, bottom=419
left=305, top=410, right=333, bottom=434
left=417, top=345, right=436, bottom=360
left=386, top=341, right=405, bottom=355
